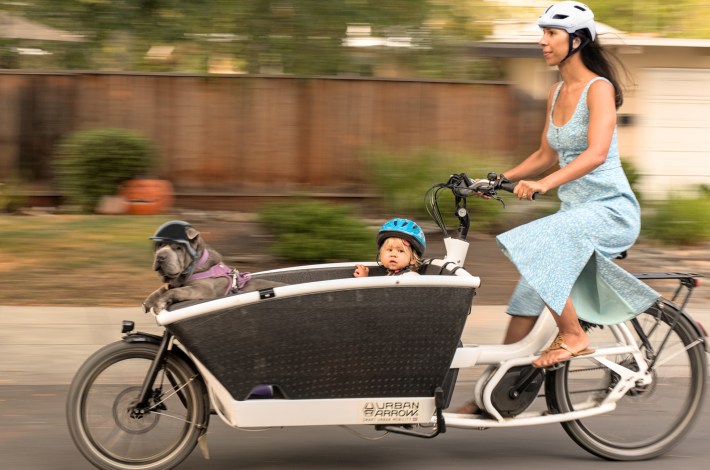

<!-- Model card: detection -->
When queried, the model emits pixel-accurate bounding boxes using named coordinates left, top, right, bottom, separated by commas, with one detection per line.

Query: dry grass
left=2, top=213, right=707, bottom=307
left=0, top=214, right=171, bottom=306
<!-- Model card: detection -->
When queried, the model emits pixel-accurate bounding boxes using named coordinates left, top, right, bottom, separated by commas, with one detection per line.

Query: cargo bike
left=66, top=173, right=707, bottom=469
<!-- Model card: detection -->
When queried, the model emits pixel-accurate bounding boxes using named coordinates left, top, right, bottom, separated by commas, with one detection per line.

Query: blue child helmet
left=376, top=218, right=426, bottom=257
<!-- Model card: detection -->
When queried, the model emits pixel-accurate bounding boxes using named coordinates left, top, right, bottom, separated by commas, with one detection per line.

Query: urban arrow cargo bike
left=66, top=173, right=707, bottom=469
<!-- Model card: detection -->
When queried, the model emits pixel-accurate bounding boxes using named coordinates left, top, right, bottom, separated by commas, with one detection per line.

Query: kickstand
left=376, top=387, right=446, bottom=439
left=198, top=433, right=210, bottom=460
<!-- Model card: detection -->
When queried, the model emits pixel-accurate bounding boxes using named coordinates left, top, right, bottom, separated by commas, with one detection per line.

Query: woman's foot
left=532, top=333, right=594, bottom=369
left=452, top=401, right=481, bottom=415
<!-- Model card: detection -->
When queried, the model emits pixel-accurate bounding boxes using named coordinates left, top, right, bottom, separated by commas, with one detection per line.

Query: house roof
left=473, top=19, right=710, bottom=57
left=0, top=12, right=84, bottom=42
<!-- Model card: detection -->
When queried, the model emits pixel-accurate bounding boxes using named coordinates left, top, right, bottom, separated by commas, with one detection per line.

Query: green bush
left=642, top=187, right=710, bottom=244
left=54, top=128, right=158, bottom=212
left=259, top=200, right=374, bottom=262
left=364, top=148, right=510, bottom=233
left=621, top=158, right=642, bottom=203
left=0, top=176, right=27, bottom=213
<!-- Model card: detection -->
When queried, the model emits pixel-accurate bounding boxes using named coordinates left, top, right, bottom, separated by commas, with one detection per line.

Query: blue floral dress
left=496, top=77, right=659, bottom=324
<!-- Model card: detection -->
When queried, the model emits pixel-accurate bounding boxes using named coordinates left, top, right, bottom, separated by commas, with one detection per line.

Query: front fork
left=133, top=331, right=173, bottom=413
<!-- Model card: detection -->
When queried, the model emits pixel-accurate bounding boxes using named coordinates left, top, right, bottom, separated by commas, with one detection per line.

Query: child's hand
left=353, top=264, right=369, bottom=277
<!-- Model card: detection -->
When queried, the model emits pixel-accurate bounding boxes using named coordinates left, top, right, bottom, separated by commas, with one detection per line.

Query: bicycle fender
left=658, top=299, right=708, bottom=352
left=123, top=331, right=163, bottom=345
left=122, top=331, right=204, bottom=380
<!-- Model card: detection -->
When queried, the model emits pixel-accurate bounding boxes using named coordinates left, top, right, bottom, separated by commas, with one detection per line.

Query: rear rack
left=633, top=272, right=703, bottom=311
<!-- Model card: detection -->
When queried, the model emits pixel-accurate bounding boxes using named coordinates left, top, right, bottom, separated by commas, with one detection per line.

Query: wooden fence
left=0, top=72, right=544, bottom=207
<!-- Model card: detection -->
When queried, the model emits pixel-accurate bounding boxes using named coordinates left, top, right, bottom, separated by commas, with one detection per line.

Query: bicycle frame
left=134, top=235, right=654, bottom=432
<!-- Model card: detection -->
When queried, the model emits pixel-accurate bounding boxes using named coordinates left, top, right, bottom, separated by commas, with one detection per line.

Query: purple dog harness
left=187, top=250, right=251, bottom=295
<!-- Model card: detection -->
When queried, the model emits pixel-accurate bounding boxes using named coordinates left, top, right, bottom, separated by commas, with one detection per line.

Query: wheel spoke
left=547, top=303, right=706, bottom=461
left=66, top=341, right=208, bottom=469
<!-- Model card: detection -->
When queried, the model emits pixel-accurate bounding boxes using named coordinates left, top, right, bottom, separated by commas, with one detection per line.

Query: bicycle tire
left=66, top=341, right=209, bottom=470
left=545, top=301, right=706, bottom=460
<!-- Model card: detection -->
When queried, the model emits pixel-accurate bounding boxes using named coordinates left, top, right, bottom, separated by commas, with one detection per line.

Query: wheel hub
left=113, top=386, right=161, bottom=434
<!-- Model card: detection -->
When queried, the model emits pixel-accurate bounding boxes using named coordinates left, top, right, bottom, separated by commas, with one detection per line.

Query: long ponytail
left=579, top=36, right=626, bottom=109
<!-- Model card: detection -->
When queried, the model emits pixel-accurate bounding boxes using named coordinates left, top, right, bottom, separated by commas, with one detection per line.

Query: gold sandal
left=534, top=334, right=595, bottom=369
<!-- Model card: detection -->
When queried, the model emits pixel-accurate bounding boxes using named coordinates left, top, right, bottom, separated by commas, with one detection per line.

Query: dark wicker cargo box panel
left=167, top=285, right=473, bottom=400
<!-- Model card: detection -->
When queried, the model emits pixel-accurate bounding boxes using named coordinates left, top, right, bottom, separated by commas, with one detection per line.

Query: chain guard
left=490, top=366, right=545, bottom=417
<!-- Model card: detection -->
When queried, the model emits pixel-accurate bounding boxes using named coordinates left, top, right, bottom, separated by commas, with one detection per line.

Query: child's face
left=379, top=238, right=415, bottom=272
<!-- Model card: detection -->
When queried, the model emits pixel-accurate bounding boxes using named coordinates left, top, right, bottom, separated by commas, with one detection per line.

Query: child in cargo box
left=353, top=218, right=426, bottom=277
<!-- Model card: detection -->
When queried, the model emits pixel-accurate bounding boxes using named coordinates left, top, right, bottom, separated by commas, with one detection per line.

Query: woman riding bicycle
left=479, top=1, right=659, bottom=371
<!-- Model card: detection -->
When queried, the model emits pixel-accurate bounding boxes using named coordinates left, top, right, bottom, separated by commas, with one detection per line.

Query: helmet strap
left=180, top=247, right=204, bottom=277
left=561, top=33, right=590, bottom=63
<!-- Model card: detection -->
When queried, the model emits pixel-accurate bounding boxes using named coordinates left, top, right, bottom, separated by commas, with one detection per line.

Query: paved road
left=2, top=383, right=710, bottom=470
left=1, top=303, right=709, bottom=469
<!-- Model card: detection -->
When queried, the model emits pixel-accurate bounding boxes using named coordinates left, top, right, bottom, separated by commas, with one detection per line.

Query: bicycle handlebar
left=469, top=172, right=538, bottom=200
left=426, top=172, right=540, bottom=241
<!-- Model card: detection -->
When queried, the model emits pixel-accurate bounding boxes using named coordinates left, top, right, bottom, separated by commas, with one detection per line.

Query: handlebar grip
left=499, top=181, right=538, bottom=200
left=499, top=181, right=516, bottom=193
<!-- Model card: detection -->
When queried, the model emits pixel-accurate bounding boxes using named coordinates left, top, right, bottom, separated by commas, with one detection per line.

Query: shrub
left=258, top=200, right=374, bottom=262
left=0, top=176, right=27, bottom=213
left=642, top=187, right=710, bottom=244
left=364, top=148, right=511, bottom=233
left=54, top=128, right=158, bottom=212
left=621, top=158, right=642, bottom=202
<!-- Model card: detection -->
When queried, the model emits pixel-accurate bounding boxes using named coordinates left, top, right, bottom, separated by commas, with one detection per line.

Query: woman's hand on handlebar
left=513, top=180, right=546, bottom=201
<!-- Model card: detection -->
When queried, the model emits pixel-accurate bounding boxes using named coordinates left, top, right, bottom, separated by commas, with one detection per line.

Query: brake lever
left=449, top=173, right=473, bottom=197
left=468, top=177, right=506, bottom=208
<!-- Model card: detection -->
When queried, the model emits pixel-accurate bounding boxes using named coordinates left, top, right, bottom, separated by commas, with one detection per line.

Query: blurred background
left=0, top=0, right=709, bottom=305
left=1, top=6, right=709, bottom=470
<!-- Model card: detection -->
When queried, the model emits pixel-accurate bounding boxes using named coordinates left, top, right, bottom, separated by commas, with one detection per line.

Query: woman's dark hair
left=577, top=33, right=626, bottom=109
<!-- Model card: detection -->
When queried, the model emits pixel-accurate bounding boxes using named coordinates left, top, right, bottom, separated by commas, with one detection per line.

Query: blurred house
left=0, top=11, right=84, bottom=66
left=472, top=20, right=710, bottom=199
left=0, top=11, right=83, bottom=43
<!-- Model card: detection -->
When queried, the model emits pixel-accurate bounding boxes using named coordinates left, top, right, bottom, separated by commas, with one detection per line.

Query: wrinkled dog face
left=153, top=227, right=203, bottom=283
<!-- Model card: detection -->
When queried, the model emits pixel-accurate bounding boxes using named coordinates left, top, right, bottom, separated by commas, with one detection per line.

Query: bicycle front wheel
left=546, top=300, right=706, bottom=461
left=66, top=341, right=209, bottom=470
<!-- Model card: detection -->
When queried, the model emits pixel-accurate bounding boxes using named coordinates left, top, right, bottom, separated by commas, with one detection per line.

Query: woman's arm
left=515, top=79, right=616, bottom=199
left=537, top=79, right=616, bottom=191
left=502, top=84, right=559, bottom=182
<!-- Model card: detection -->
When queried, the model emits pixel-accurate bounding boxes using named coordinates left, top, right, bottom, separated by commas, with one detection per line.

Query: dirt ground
left=3, top=210, right=706, bottom=306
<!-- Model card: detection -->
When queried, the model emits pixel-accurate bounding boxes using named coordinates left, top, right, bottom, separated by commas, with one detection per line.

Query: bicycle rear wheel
left=546, top=300, right=706, bottom=460
left=66, top=341, right=209, bottom=470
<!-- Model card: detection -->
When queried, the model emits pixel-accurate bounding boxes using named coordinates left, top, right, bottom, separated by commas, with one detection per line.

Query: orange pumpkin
left=120, top=179, right=174, bottom=215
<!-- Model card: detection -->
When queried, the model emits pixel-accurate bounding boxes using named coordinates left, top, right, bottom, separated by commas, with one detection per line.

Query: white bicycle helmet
left=537, top=1, right=596, bottom=40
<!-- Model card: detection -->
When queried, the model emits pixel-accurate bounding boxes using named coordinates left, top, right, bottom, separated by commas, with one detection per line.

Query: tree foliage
left=2, top=0, right=494, bottom=78
left=588, top=0, right=710, bottom=38
left=4, top=1, right=707, bottom=76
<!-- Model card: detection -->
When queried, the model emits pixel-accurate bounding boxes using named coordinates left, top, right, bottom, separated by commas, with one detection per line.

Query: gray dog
left=143, top=220, right=276, bottom=314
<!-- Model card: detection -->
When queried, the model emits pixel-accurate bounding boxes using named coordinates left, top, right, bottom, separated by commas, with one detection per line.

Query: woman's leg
left=503, top=315, right=537, bottom=344
left=532, top=297, right=590, bottom=368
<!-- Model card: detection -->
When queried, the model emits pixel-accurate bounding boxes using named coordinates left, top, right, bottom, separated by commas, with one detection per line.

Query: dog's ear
left=186, top=226, right=200, bottom=241
left=186, top=226, right=205, bottom=252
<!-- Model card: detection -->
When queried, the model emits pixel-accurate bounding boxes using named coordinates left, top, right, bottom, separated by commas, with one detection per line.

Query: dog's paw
left=143, top=298, right=168, bottom=315
left=153, top=299, right=168, bottom=314
left=142, top=291, right=165, bottom=315
left=142, top=301, right=158, bottom=315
